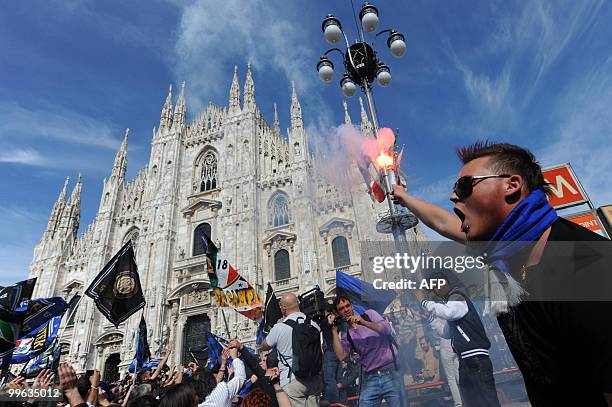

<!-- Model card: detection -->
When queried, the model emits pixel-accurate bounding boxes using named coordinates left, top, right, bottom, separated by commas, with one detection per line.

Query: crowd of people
left=1, top=289, right=509, bottom=407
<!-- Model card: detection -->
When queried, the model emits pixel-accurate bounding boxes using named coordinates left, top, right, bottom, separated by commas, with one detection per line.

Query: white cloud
left=170, top=0, right=332, bottom=128
left=0, top=205, right=43, bottom=222
left=452, top=54, right=513, bottom=116
left=0, top=148, right=47, bottom=166
left=173, top=0, right=313, bottom=97
left=537, top=56, right=612, bottom=208
left=446, top=0, right=605, bottom=120
left=0, top=101, right=121, bottom=149
left=514, top=0, right=605, bottom=105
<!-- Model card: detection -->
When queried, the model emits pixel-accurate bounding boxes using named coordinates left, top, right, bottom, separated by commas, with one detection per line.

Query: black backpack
left=279, top=316, right=323, bottom=379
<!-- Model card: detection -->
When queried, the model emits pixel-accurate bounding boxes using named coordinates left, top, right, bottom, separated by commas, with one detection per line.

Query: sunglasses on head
left=453, top=174, right=511, bottom=200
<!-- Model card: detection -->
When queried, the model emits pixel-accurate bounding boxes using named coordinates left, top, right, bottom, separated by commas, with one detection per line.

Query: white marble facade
left=27, top=65, right=425, bottom=377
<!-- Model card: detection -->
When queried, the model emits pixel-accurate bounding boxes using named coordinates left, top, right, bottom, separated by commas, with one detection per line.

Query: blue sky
left=2, top=0, right=612, bottom=286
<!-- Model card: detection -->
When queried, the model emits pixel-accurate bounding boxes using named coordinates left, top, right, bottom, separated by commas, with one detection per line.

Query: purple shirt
left=340, top=309, right=397, bottom=373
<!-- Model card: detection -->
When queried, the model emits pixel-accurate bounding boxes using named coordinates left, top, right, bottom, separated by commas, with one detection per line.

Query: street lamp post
left=316, top=2, right=417, bottom=249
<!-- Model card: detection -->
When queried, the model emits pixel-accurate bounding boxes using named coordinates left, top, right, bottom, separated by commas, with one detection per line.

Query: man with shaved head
left=259, top=291, right=323, bottom=406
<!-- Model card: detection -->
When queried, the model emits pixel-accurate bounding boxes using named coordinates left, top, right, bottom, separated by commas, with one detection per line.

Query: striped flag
left=200, top=233, right=262, bottom=320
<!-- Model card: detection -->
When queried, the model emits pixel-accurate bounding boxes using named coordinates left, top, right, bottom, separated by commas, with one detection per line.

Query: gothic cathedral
left=27, top=65, right=422, bottom=378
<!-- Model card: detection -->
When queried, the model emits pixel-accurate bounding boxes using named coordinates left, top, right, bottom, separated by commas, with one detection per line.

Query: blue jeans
left=359, top=369, right=403, bottom=407
left=322, top=351, right=346, bottom=403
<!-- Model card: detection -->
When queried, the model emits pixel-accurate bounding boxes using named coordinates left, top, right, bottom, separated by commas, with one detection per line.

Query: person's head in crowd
left=76, top=374, right=92, bottom=400
left=127, top=394, right=158, bottom=407
left=278, top=292, right=299, bottom=317
left=136, top=368, right=151, bottom=384
left=427, top=270, right=465, bottom=299
left=240, top=388, right=273, bottom=407
left=131, top=384, right=153, bottom=400
left=333, top=295, right=354, bottom=319
left=266, top=348, right=279, bottom=368
left=452, top=141, right=550, bottom=241
left=400, top=306, right=408, bottom=318
left=419, top=336, right=431, bottom=353
left=258, top=350, right=270, bottom=370
left=158, top=383, right=198, bottom=407
left=324, top=302, right=336, bottom=317
left=185, top=369, right=217, bottom=404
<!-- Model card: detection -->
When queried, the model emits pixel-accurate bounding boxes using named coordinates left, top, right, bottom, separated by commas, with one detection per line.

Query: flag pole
left=132, top=311, right=143, bottom=385
left=54, top=295, right=85, bottom=351
left=188, top=348, right=198, bottom=364
left=220, top=309, right=231, bottom=339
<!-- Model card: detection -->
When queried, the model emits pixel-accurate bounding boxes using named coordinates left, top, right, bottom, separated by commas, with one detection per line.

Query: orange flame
left=375, top=151, right=395, bottom=169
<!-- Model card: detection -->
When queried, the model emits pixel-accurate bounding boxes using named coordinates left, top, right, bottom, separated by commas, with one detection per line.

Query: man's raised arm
left=151, top=341, right=173, bottom=380
left=391, top=185, right=465, bottom=243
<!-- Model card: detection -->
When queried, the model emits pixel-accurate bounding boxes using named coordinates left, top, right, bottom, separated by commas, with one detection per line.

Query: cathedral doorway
left=182, top=314, right=211, bottom=365
left=103, top=353, right=121, bottom=382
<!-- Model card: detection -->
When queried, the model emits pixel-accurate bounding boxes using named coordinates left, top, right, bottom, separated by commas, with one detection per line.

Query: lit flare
left=375, top=151, right=395, bottom=170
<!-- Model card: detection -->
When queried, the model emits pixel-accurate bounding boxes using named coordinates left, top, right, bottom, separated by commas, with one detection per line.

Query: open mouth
left=453, top=207, right=469, bottom=232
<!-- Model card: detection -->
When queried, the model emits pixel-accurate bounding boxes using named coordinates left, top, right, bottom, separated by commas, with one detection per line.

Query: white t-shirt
left=265, top=311, right=320, bottom=387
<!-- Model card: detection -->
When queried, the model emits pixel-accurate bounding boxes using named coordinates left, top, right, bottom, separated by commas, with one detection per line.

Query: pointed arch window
left=193, top=223, right=212, bottom=256
left=274, top=249, right=291, bottom=280
left=269, top=192, right=290, bottom=227
left=199, top=151, right=218, bottom=192
left=123, top=228, right=140, bottom=254
left=332, top=236, right=350, bottom=268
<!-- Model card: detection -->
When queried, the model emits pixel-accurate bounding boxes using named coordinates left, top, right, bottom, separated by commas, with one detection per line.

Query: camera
left=298, top=285, right=326, bottom=322
left=332, top=316, right=347, bottom=326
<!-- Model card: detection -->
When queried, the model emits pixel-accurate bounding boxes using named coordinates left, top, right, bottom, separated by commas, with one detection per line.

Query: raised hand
left=347, top=315, right=364, bottom=326
left=90, top=369, right=101, bottom=387
left=33, top=369, right=54, bottom=389
left=221, top=349, right=230, bottom=363
left=59, top=363, right=85, bottom=406
left=58, top=363, right=78, bottom=392
left=8, top=376, right=25, bottom=389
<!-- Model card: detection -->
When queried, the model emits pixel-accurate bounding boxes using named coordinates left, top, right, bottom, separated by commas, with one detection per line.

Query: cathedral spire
left=229, top=65, right=241, bottom=115
left=290, top=81, right=303, bottom=130
left=343, top=100, right=352, bottom=125
left=173, top=81, right=186, bottom=129
left=62, top=173, right=82, bottom=239
left=58, top=176, right=69, bottom=204
left=243, top=63, right=255, bottom=111
left=45, top=176, right=69, bottom=236
left=273, top=103, right=280, bottom=136
left=160, top=84, right=173, bottom=130
left=68, top=173, right=82, bottom=203
left=359, top=97, right=372, bottom=136
left=112, top=128, right=129, bottom=180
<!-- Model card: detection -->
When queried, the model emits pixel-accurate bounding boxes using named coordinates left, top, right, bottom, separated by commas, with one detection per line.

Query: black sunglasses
left=453, top=174, right=511, bottom=200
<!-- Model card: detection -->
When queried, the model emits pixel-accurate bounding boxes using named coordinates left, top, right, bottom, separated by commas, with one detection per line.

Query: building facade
left=27, top=65, right=424, bottom=379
